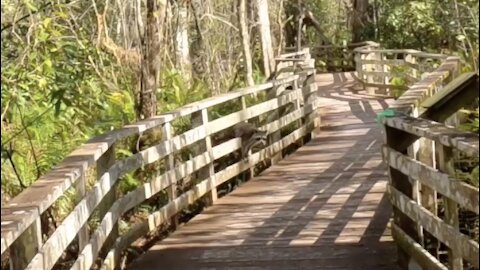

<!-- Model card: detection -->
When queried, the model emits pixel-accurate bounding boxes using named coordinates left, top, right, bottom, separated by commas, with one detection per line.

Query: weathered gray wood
left=382, top=146, right=479, bottom=214
left=72, top=97, right=319, bottom=269
left=405, top=54, right=418, bottom=79
left=126, top=77, right=399, bottom=269
left=201, top=108, right=217, bottom=205
left=302, top=76, right=318, bottom=138
left=437, top=145, right=463, bottom=270
left=0, top=74, right=307, bottom=252
left=265, top=73, right=285, bottom=165
left=391, top=223, right=448, bottom=270
left=207, top=87, right=307, bottom=136
left=388, top=185, right=479, bottom=267
left=419, top=72, right=479, bottom=122
left=0, top=48, right=322, bottom=270
left=364, top=52, right=376, bottom=94
left=384, top=125, right=419, bottom=269
left=73, top=173, right=89, bottom=260
left=416, top=135, right=437, bottom=253
left=24, top=146, right=122, bottom=270
left=9, top=218, right=42, bottom=270
left=389, top=56, right=460, bottom=114
left=98, top=118, right=314, bottom=269
left=95, top=145, right=118, bottom=263
left=71, top=150, right=212, bottom=270
left=241, top=96, right=255, bottom=179
left=9, top=43, right=475, bottom=270
left=361, top=59, right=406, bottom=66
left=383, top=116, right=479, bottom=157
left=163, top=122, right=178, bottom=229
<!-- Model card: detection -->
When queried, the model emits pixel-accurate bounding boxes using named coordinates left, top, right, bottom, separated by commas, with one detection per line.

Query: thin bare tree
left=238, top=0, right=255, bottom=86
left=256, top=0, right=275, bottom=77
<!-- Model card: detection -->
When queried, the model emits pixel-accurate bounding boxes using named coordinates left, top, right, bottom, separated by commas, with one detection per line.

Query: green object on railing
left=376, top=109, right=397, bottom=125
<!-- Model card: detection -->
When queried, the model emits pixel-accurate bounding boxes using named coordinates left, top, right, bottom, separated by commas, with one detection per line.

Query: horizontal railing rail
left=353, top=44, right=458, bottom=96
left=286, top=41, right=380, bottom=73
left=383, top=115, right=479, bottom=269
left=1, top=49, right=318, bottom=270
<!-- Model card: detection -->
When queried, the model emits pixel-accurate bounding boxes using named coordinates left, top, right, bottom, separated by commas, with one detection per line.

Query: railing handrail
left=1, top=48, right=319, bottom=270
left=353, top=41, right=460, bottom=96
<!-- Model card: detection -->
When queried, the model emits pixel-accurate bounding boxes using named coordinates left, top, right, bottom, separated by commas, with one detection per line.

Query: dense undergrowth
left=1, top=0, right=478, bottom=268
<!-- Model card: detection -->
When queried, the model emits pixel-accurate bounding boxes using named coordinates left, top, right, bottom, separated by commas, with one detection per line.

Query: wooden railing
left=1, top=49, right=318, bottom=270
left=286, top=41, right=379, bottom=73
left=383, top=116, right=479, bottom=270
left=372, top=42, right=480, bottom=269
left=353, top=44, right=454, bottom=95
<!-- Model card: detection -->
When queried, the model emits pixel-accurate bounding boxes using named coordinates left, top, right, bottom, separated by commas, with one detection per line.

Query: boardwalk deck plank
left=128, top=72, right=398, bottom=270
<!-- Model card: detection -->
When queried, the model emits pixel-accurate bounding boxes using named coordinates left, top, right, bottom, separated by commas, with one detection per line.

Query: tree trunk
left=191, top=0, right=209, bottom=82
left=174, top=0, right=192, bottom=86
left=296, top=0, right=304, bottom=50
left=284, top=2, right=298, bottom=48
left=256, top=0, right=275, bottom=77
left=238, top=0, right=255, bottom=86
left=285, top=3, right=331, bottom=47
left=351, top=0, right=369, bottom=43
left=137, top=0, right=165, bottom=119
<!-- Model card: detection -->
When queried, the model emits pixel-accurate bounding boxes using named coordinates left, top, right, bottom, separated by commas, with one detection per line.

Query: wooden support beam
left=437, top=144, right=463, bottom=270
left=163, top=122, right=179, bottom=228
left=384, top=125, right=420, bottom=269
left=420, top=72, right=478, bottom=122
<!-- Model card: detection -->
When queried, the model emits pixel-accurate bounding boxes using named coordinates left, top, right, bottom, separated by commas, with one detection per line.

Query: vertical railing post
left=405, top=54, right=417, bottom=80
left=201, top=109, right=217, bottom=205
left=163, top=122, right=179, bottom=228
left=74, top=172, right=89, bottom=256
left=437, top=144, right=463, bottom=270
left=407, top=105, right=425, bottom=250
left=9, top=216, right=42, bottom=269
left=384, top=125, right=419, bottom=269
left=294, top=73, right=304, bottom=138
left=445, top=57, right=462, bottom=128
left=365, top=51, right=376, bottom=95
left=96, top=145, right=118, bottom=261
left=266, top=78, right=283, bottom=166
left=302, top=60, right=318, bottom=138
left=240, top=96, right=255, bottom=179
left=417, top=136, right=438, bottom=255
left=354, top=50, right=363, bottom=83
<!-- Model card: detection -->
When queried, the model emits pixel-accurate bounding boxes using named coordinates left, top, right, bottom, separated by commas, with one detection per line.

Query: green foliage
left=1, top=2, right=136, bottom=198
left=457, top=108, right=479, bottom=187
left=158, top=70, right=210, bottom=112
left=460, top=109, right=479, bottom=133
left=465, top=166, right=479, bottom=187
left=381, top=2, right=442, bottom=49
left=118, top=173, right=141, bottom=194
left=373, top=0, right=478, bottom=71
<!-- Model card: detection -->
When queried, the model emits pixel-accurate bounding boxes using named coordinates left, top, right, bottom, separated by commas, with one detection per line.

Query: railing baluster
left=96, top=145, right=118, bottom=261
left=163, top=121, right=179, bottom=228
left=437, top=144, right=463, bottom=270
left=240, top=95, right=255, bottom=179
left=9, top=217, right=42, bottom=270
left=417, top=136, right=438, bottom=256
left=73, top=172, right=89, bottom=257
left=201, top=108, right=217, bottom=205
left=384, top=125, right=420, bottom=269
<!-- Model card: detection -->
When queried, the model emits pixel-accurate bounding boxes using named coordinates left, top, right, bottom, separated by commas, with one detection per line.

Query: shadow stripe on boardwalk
left=127, top=72, right=397, bottom=270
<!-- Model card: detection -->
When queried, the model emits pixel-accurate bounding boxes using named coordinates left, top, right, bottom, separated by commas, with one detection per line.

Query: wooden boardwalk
left=128, top=72, right=398, bottom=270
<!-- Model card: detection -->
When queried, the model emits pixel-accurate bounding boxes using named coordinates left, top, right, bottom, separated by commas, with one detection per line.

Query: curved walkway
left=128, top=72, right=398, bottom=270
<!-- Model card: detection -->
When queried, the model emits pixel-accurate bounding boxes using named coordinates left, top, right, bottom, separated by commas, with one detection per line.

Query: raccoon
left=233, top=122, right=268, bottom=160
